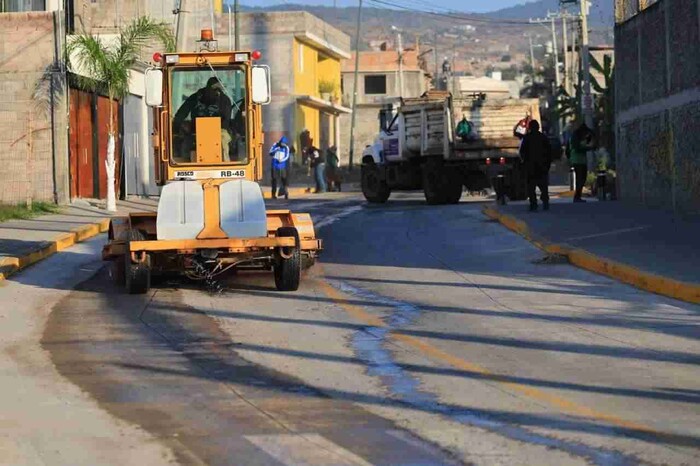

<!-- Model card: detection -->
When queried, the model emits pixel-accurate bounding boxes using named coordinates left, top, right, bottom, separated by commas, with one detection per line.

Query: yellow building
left=230, top=11, right=351, bottom=169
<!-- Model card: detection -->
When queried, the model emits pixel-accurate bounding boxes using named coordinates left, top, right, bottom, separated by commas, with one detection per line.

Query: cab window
left=170, top=67, right=247, bottom=165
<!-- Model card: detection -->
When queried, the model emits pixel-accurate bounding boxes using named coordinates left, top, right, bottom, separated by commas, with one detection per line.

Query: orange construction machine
left=103, top=30, right=321, bottom=294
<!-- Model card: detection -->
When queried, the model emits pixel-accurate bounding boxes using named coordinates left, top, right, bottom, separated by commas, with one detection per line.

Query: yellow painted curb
left=0, top=218, right=111, bottom=282
left=262, top=187, right=311, bottom=199
left=483, top=205, right=700, bottom=305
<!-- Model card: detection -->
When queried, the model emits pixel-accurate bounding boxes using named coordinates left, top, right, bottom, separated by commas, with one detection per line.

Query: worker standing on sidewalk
left=519, top=120, right=552, bottom=212
left=569, top=123, right=596, bottom=203
left=269, top=137, right=291, bottom=199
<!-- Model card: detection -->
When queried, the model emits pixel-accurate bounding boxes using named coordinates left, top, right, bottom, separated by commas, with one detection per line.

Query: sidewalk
left=0, top=198, right=157, bottom=280
left=484, top=199, right=700, bottom=304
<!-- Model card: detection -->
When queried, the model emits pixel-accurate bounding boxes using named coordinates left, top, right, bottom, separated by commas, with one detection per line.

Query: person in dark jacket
left=519, top=119, right=552, bottom=211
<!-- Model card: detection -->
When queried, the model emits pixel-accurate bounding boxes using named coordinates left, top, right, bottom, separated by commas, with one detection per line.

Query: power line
left=365, top=0, right=537, bottom=27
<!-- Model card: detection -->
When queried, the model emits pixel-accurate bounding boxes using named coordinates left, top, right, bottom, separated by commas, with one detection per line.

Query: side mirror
left=144, top=69, right=163, bottom=107
left=251, top=65, right=271, bottom=105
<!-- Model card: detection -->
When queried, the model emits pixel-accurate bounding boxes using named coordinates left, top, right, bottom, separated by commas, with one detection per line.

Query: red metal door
left=69, top=89, right=95, bottom=198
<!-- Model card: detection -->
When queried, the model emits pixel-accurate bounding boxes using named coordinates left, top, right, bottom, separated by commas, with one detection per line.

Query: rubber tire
left=124, top=229, right=151, bottom=295
left=444, top=172, right=463, bottom=205
left=423, top=163, right=447, bottom=205
left=509, top=164, right=529, bottom=201
left=361, top=163, right=391, bottom=203
left=111, top=259, right=125, bottom=285
left=274, top=227, right=301, bottom=292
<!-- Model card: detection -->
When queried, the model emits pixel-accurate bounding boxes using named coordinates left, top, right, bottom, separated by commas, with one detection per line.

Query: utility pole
left=579, top=0, right=594, bottom=130
left=234, top=0, right=240, bottom=50
left=348, top=0, right=363, bottom=171
left=528, top=35, right=536, bottom=82
left=227, top=4, right=232, bottom=51
left=550, top=15, right=560, bottom=94
left=451, top=44, right=457, bottom=96
left=392, top=26, right=405, bottom=98
left=562, top=13, right=569, bottom=94
left=434, top=32, right=439, bottom=90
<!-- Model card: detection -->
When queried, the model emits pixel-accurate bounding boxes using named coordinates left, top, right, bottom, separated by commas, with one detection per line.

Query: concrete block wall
left=0, top=12, right=68, bottom=205
left=615, top=0, right=700, bottom=213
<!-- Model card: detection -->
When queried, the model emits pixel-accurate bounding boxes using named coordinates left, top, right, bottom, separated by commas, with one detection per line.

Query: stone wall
left=0, top=12, right=69, bottom=204
left=615, top=0, right=700, bottom=213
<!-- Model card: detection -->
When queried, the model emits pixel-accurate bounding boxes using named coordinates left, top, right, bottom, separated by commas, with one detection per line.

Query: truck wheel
left=509, top=165, right=529, bottom=201
left=444, top=172, right=463, bottom=204
left=124, top=229, right=151, bottom=294
left=423, top=164, right=447, bottom=205
left=274, top=227, right=301, bottom=292
left=361, top=163, right=391, bottom=203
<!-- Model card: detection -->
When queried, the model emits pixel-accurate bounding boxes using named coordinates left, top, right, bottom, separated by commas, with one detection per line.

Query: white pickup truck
left=361, top=91, right=540, bottom=204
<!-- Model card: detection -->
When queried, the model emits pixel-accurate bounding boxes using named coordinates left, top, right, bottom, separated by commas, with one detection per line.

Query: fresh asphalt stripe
left=313, top=205, right=364, bottom=230
left=244, top=433, right=374, bottom=466
left=316, top=271, right=646, bottom=465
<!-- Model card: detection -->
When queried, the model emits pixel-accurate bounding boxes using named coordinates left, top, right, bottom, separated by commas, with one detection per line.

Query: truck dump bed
left=453, top=97, right=540, bottom=154
left=398, top=92, right=540, bottom=160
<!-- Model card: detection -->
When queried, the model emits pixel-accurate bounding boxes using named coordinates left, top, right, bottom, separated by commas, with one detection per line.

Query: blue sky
left=237, top=0, right=537, bottom=14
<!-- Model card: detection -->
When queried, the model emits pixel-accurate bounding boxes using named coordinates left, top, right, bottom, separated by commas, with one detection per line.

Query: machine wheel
left=422, top=162, right=447, bottom=205
left=361, top=163, right=391, bottom=203
left=274, top=227, right=301, bottom=292
left=124, top=229, right=151, bottom=294
left=111, top=259, right=125, bottom=285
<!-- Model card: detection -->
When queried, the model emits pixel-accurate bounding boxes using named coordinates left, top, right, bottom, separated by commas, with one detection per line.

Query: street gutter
left=483, top=205, right=700, bottom=305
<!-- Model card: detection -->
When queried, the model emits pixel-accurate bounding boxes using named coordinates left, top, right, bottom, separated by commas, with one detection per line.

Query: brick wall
left=615, top=0, right=700, bottom=213
left=0, top=12, right=68, bottom=205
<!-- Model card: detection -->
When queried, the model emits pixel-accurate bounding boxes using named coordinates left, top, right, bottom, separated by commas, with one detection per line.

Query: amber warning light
left=201, top=29, right=214, bottom=41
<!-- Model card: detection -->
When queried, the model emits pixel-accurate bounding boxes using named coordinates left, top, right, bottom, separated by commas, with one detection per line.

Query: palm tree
left=67, top=17, right=174, bottom=211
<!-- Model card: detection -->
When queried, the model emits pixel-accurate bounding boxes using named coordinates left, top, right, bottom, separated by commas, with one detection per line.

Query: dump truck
left=102, top=30, right=321, bottom=294
left=361, top=91, right=540, bottom=204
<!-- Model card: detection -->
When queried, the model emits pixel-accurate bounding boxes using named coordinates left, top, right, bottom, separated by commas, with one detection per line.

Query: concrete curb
left=0, top=219, right=110, bottom=281
left=262, top=187, right=311, bottom=199
left=483, top=205, right=700, bottom=305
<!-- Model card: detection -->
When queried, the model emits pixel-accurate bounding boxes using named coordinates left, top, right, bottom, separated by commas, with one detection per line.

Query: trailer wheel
left=274, top=227, right=301, bottom=292
left=124, top=229, right=151, bottom=294
left=361, top=163, right=391, bottom=203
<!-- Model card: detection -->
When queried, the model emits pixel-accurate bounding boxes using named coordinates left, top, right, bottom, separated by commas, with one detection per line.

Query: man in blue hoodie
left=269, top=136, right=291, bottom=199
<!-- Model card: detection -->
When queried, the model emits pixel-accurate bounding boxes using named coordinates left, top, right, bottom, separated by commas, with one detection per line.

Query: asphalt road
left=35, top=192, right=700, bottom=465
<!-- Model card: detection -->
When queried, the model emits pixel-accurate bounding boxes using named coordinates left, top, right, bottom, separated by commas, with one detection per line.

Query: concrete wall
left=0, top=12, right=69, bottom=204
left=615, top=0, right=700, bottom=213
left=342, top=70, right=425, bottom=105
left=339, top=104, right=382, bottom=167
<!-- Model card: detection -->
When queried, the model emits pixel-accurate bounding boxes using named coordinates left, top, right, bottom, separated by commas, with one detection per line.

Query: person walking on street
left=325, top=145, right=341, bottom=192
left=269, top=136, right=291, bottom=199
left=569, top=122, right=595, bottom=203
left=309, top=144, right=327, bottom=193
left=519, top=120, right=552, bottom=212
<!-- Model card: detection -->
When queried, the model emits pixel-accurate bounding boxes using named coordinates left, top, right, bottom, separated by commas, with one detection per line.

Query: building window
left=364, top=75, right=387, bottom=95
left=298, top=44, right=304, bottom=73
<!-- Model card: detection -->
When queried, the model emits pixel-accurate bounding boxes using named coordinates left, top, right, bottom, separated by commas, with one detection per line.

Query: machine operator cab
left=144, top=40, right=270, bottom=184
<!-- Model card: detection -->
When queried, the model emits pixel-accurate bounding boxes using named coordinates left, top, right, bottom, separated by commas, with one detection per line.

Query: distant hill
left=492, top=0, right=613, bottom=27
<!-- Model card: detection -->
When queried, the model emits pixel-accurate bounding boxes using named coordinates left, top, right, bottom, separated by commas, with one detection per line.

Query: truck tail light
left=486, top=158, right=491, bottom=165
left=499, top=157, right=506, bottom=165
